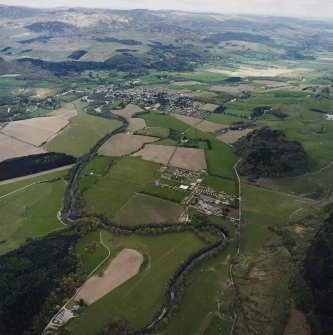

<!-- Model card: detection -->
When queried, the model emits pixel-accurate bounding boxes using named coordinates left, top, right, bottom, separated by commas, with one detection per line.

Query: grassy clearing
left=44, top=103, right=121, bottom=157
left=63, top=231, right=207, bottom=335
left=139, top=113, right=190, bottom=131
left=81, top=156, right=160, bottom=216
left=202, top=175, right=237, bottom=196
left=114, top=193, right=186, bottom=225
left=205, top=140, right=237, bottom=180
left=137, top=127, right=170, bottom=138
left=78, top=156, right=114, bottom=191
left=74, top=231, right=108, bottom=274
left=142, top=182, right=189, bottom=203
left=0, top=176, right=67, bottom=255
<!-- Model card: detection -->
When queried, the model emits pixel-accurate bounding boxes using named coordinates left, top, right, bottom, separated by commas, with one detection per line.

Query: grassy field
left=206, top=113, right=245, bottom=125
left=114, top=193, right=186, bottom=225
left=0, top=76, right=26, bottom=88
left=81, top=156, right=160, bottom=216
left=142, top=181, right=189, bottom=202
left=0, top=170, right=68, bottom=197
left=0, top=170, right=68, bottom=254
left=139, top=113, right=190, bottom=131
left=137, top=127, right=170, bottom=138
left=44, top=103, right=121, bottom=157
left=205, top=140, right=237, bottom=180
left=74, top=231, right=108, bottom=274
left=63, top=231, right=208, bottom=335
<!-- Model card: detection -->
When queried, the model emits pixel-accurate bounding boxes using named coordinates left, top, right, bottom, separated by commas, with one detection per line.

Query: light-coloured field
left=211, top=84, right=261, bottom=93
left=75, top=249, right=143, bottom=305
left=98, top=133, right=159, bottom=157
left=114, top=193, right=187, bottom=225
left=172, top=113, right=227, bottom=132
left=0, top=134, right=46, bottom=162
left=173, top=81, right=208, bottom=86
left=132, top=143, right=176, bottom=164
left=170, top=147, right=207, bottom=171
left=206, top=66, right=293, bottom=77
left=200, top=103, right=219, bottom=112
left=196, top=120, right=228, bottom=132
left=133, top=144, right=207, bottom=171
left=1, top=116, right=69, bottom=146
left=50, top=109, right=78, bottom=120
left=112, top=104, right=143, bottom=119
left=127, top=118, right=146, bottom=131
left=217, top=129, right=253, bottom=144
left=172, top=114, right=202, bottom=126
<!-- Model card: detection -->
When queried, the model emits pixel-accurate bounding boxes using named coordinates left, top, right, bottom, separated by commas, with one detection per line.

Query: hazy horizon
left=0, top=0, right=333, bottom=20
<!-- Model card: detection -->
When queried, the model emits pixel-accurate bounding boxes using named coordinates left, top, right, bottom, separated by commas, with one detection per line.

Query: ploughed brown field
left=112, top=104, right=143, bottom=119
left=0, top=133, right=46, bottom=162
left=1, top=116, right=69, bottom=146
left=172, top=113, right=227, bottom=132
left=133, top=144, right=207, bottom=171
left=217, top=129, right=253, bottom=144
left=98, top=133, right=159, bottom=156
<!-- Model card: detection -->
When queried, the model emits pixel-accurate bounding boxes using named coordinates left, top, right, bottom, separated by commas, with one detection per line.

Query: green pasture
left=81, top=156, right=160, bottom=216
left=44, top=106, right=121, bottom=157
left=0, top=174, right=67, bottom=255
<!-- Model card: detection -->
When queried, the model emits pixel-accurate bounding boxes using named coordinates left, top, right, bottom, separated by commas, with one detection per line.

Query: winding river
left=62, top=111, right=228, bottom=334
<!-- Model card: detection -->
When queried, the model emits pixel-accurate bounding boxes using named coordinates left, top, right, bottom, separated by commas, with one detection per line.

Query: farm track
left=44, top=231, right=111, bottom=334
left=300, top=159, right=333, bottom=177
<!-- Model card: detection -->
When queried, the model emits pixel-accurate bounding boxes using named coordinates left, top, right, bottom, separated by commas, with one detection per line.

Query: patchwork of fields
left=64, top=231, right=209, bottom=335
left=98, top=133, right=159, bottom=157
left=133, top=144, right=207, bottom=171
left=1, top=26, right=333, bottom=335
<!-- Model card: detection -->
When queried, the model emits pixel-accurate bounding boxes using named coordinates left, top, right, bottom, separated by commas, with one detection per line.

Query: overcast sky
left=1, top=0, right=333, bottom=20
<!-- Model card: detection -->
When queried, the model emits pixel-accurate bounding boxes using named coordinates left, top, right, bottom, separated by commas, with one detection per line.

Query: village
left=155, top=165, right=237, bottom=218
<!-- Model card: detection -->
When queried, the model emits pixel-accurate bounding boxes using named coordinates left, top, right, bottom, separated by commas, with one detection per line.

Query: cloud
left=1, top=0, right=332, bottom=19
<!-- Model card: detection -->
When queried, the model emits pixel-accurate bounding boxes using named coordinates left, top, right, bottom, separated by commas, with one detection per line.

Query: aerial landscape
left=0, top=1, right=332, bottom=334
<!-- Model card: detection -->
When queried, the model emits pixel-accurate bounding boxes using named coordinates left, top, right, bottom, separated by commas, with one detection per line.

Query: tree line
left=0, top=152, right=76, bottom=181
